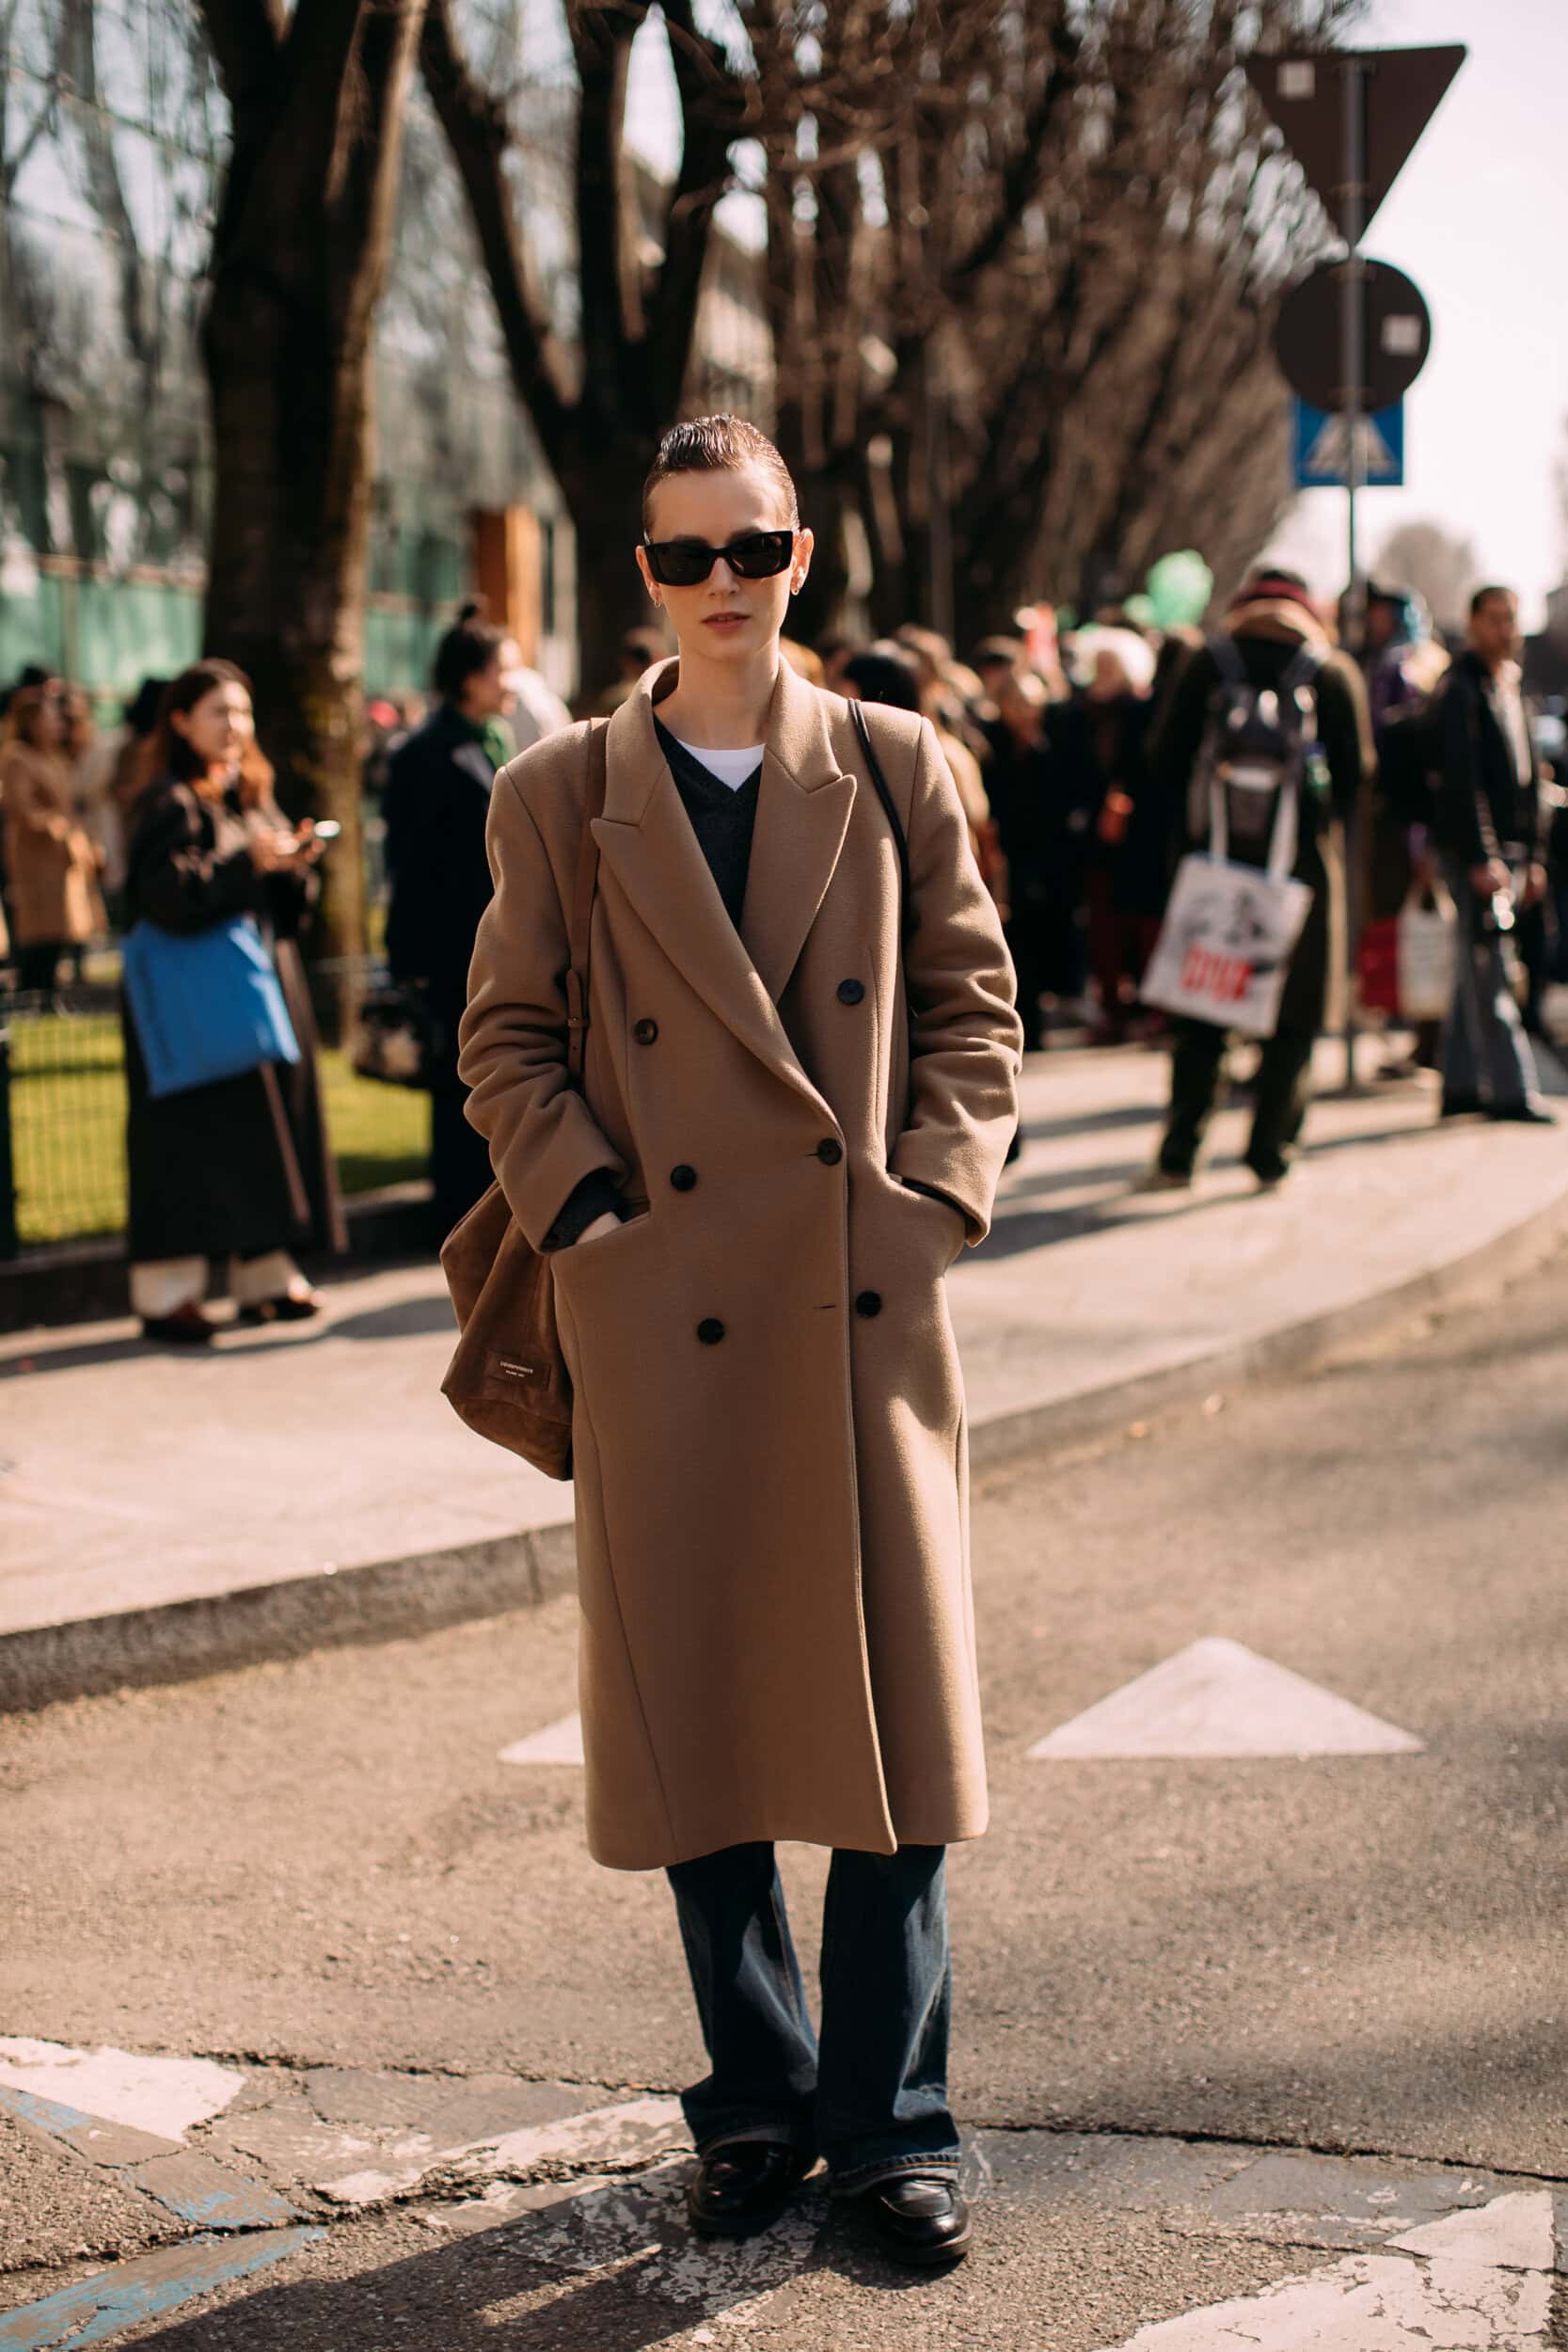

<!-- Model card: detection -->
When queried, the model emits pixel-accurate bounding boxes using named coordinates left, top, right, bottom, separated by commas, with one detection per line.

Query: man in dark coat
left=1432, top=583, right=1553, bottom=1121
left=1145, top=568, right=1371, bottom=1189
left=383, top=608, right=518, bottom=1235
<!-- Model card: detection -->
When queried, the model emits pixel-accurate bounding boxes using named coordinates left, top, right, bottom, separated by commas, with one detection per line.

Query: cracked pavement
left=3, top=1239, right=1568, bottom=2344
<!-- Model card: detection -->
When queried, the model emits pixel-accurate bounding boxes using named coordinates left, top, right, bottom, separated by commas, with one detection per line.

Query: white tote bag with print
left=1141, top=776, right=1313, bottom=1040
left=1396, top=881, right=1458, bottom=1023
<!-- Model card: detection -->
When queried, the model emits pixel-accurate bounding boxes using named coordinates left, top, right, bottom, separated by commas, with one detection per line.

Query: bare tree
left=753, top=0, right=1363, bottom=640
left=420, top=0, right=752, bottom=698
left=197, top=0, right=429, bottom=965
left=424, top=0, right=1361, bottom=668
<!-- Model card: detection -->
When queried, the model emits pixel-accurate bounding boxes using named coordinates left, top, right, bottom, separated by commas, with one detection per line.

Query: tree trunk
left=202, top=280, right=377, bottom=976
left=559, top=443, right=668, bottom=708
left=198, top=0, right=427, bottom=1001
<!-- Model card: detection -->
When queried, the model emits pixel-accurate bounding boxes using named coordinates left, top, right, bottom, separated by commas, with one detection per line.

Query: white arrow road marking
left=1029, top=1637, right=1423, bottom=1759
left=1092, top=2193, right=1557, bottom=2349
left=499, top=1711, right=584, bottom=1765
left=0, top=2039, right=245, bottom=2139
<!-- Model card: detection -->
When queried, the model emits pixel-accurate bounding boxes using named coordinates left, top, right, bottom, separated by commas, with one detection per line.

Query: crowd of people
left=1, top=553, right=1560, bottom=1342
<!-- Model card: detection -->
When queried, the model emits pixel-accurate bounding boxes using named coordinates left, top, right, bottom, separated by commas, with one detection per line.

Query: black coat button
left=671, top=1164, right=698, bottom=1191
left=816, top=1137, right=844, bottom=1166
left=854, top=1290, right=882, bottom=1318
left=697, top=1317, right=725, bottom=1344
left=837, top=978, right=864, bottom=1005
left=633, top=1018, right=658, bottom=1044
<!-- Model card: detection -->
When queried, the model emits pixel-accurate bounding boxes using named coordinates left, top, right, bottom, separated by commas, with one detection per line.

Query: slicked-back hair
left=641, top=417, right=799, bottom=535
left=1469, top=583, right=1517, bottom=619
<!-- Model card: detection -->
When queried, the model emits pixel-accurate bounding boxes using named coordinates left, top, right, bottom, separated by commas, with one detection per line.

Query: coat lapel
left=592, top=659, right=850, bottom=1110
left=740, top=660, right=857, bottom=1011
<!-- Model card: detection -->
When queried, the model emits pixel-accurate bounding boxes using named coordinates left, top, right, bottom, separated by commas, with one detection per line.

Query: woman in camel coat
left=1, top=680, right=103, bottom=991
left=459, top=417, right=1020, bottom=2265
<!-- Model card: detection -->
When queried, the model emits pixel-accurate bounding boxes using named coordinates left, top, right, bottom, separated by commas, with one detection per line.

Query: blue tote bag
left=122, top=914, right=302, bottom=1100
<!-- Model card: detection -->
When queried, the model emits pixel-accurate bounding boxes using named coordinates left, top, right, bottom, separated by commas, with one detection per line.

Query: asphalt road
left=3, top=1236, right=1567, bottom=2346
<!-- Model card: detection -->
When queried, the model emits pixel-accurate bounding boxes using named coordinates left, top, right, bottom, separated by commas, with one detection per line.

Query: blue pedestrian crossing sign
left=1292, top=399, right=1404, bottom=488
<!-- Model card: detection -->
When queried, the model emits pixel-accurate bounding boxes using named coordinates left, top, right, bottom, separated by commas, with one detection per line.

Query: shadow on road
left=126, top=2167, right=937, bottom=2351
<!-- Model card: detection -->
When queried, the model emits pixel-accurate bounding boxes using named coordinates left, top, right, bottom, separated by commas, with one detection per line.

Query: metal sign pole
left=1340, top=54, right=1367, bottom=1093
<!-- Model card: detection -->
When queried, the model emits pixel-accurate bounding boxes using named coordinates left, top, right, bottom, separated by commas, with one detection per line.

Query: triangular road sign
left=1245, top=47, right=1465, bottom=244
left=499, top=1711, right=584, bottom=1765
left=1298, top=408, right=1402, bottom=486
left=1027, top=1638, right=1423, bottom=1760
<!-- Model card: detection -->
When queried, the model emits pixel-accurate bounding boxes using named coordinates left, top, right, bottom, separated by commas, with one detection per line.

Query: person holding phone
left=458, top=418, right=1021, bottom=2266
left=122, top=660, right=346, bottom=1343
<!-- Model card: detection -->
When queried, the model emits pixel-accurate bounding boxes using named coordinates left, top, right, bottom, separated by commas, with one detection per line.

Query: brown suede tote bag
left=439, top=721, right=607, bottom=1478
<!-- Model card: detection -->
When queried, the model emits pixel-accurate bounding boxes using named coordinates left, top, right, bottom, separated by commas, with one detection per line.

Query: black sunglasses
left=642, top=529, right=796, bottom=588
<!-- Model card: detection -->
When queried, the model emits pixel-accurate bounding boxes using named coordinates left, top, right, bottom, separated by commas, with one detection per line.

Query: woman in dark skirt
left=123, top=660, right=346, bottom=1343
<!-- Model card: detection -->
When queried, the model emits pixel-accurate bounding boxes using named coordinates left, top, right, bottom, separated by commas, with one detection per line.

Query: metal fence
left=0, top=962, right=431, bottom=1260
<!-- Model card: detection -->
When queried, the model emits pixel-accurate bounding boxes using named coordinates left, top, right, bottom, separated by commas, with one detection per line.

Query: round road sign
left=1274, top=259, right=1432, bottom=413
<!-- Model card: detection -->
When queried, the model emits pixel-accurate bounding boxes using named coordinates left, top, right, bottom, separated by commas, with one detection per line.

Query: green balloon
left=1145, top=551, right=1213, bottom=631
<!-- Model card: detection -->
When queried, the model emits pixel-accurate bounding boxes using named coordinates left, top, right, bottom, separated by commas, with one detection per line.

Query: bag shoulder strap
left=1277, top=644, right=1325, bottom=710
left=564, top=720, right=608, bottom=1085
left=850, top=698, right=918, bottom=937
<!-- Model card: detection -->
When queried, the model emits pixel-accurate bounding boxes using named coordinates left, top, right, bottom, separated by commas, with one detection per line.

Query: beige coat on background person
left=459, top=657, right=1022, bottom=1871
left=0, top=740, right=103, bottom=947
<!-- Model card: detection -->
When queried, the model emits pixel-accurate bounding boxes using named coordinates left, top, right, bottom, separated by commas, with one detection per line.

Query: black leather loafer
left=687, top=2141, right=813, bottom=2236
left=858, top=2174, right=973, bottom=2265
left=237, top=1289, right=324, bottom=1326
left=139, top=1305, right=215, bottom=1346
left=1490, top=1101, right=1558, bottom=1125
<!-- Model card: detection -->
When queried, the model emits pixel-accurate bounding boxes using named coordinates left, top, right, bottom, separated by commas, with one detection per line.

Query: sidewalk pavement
left=5, top=1041, right=1568, bottom=1708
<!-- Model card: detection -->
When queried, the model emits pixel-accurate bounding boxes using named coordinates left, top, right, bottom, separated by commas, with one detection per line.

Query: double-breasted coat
left=459, top=658, right=1022, bottom=1870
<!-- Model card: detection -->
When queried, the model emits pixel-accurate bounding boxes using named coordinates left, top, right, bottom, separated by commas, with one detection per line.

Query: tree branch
left=648, top=0, right=751, bottom=420
left=420, top=0, right=573, bottom=464
left=194, top=0, right=284, bottom=113
left=566, top=1, right=652, bottom=429
left=945, top=14, right=1080, bottom=292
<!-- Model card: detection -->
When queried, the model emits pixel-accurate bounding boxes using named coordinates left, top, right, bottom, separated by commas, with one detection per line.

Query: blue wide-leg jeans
left=665, top=1840, right=959, bottom=2194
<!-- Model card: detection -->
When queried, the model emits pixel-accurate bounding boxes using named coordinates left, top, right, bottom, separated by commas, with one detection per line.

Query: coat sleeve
left=887, top=717, right=1022, bottom=1243
left=126, top=787, right=265, bottom=934
left=3, top=751, right=71, bottom=843
left=1434, top=673, right=1496, bottom=868
left=1317, top=653, right=1373, bottom=825
left=457, top=754, right=627, bottom=1249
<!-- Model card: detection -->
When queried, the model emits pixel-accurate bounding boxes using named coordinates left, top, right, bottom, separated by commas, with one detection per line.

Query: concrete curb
left=7, top=1168, right=1568, bottom=1714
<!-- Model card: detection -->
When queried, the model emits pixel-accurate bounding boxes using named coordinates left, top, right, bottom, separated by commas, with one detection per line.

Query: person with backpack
left=456, top=417, right=1021, bottom=2265
left=1142, top=568, right=1371, bottom=1190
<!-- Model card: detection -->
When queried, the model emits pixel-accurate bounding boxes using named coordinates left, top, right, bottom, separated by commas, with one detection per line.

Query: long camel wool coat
left=458, top=657, right=1022, bottom=1870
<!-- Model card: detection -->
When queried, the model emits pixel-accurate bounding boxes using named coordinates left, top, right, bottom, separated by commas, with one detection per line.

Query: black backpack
left=1191, top=635, right=1325, bottom=855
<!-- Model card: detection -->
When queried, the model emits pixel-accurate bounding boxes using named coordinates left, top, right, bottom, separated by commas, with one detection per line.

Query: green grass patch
left=7, top=1009, right=430, bottom=1247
